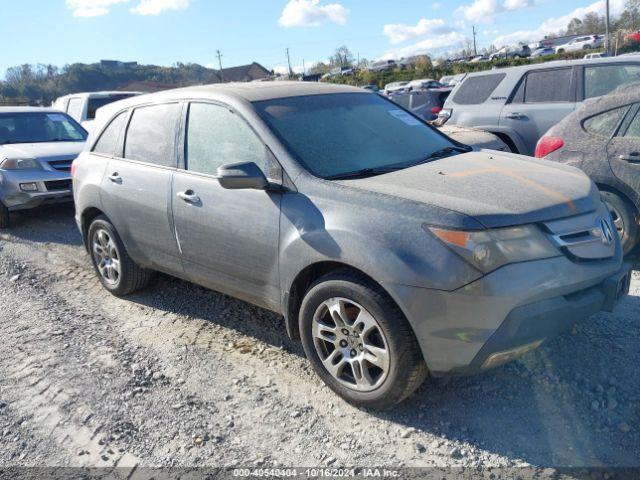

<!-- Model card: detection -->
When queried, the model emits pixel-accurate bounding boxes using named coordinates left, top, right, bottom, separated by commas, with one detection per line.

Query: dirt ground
left=0, top=204, right=638, bottom=477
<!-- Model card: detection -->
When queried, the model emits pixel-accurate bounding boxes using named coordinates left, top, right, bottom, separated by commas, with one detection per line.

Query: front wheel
left=299, top=271, right=428, bottom=409
left=88, top=216, right=153, bottom=296
left=0, top=202, right=9, bottom=229
left=601, top=190, right=639, bottom=255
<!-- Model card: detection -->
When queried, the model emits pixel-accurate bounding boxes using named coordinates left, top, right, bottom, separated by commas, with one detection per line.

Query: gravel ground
left=0, top=204, right=638, bottom=476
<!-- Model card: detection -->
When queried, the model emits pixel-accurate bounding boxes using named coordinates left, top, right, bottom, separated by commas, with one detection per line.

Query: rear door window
left=584, top=64, right=640, bottom=99
left=623, top=107, right=640, bottom=138
left=452, top=73, right=506, bottom=105
left=583, top=106, right=630, bottom=137
left=523, top=68, right=573, bottom=103
left=93, top=111, right=128, bottom=156
left=124, top=103, right=181, bottom=168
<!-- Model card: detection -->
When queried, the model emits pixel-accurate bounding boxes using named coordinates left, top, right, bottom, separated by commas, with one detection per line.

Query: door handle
left=108, top=173, right=122, bottom=184
left=506, top=112, right=526, bottom=120
left=177, top=190, right=201, bottom=204
left=619, top=152, right=640, bottom=163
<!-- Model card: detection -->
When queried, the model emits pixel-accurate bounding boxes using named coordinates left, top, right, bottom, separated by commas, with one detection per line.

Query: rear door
left=171, top=101, right=282, bottom=310
left=607, top=103, right=640, bottom=195
left=100, top=102, right=183, bottom=274
left=500, top=67, right=577, bottom=155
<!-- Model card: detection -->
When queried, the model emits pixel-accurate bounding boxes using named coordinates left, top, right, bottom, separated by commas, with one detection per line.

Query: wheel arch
left=80, top=207, right=109, bottom=251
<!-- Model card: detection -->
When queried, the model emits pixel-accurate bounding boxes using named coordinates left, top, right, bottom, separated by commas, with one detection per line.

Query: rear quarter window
left=582, top=105, right=630, bottom=137
left=452, top=73, right=506, bottom=105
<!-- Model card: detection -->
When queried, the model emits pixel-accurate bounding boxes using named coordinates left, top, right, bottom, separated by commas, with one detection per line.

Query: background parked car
left=585, top=52, right=609, bottom=59
left=405, top=78, right=443, bottom=91
left=439, top=73, right=466, bottom=87
left=387, top=88, right=451, bottom=121
left=369, top=59, right=397, bottom=72
left=53, top=91, right=142, bottom=132
left=531, top=47, right=556, bottom=58
left=439, top=124, right=510, bottom=151
left=383, top=81, right=409, bottom=95
left=489, top=44, right=531, bottom=60
left=0, top=107, right=87, bottom=228
left=536, top=82, right=640, bottom=254
left=438, top=57, right=640, bottom=155
left=555, top=35, right=603, bottom=53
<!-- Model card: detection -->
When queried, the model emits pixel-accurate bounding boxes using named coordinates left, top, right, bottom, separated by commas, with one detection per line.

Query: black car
left=537, top=82, right=640, bottom=254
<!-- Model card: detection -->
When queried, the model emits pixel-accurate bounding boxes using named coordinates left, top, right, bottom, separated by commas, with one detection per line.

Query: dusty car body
left=73, top=82, right=630, bottom=408
left=439, top=124, right=509, bottom=151
left=537, top=82, right=640, bottom=254
left=0, top=108, right=87, bottom=228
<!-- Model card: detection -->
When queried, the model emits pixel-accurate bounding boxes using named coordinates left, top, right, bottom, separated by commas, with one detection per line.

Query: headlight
left=0, top=158, right=43, bottom=170
left=425, top=224, right=559, bottom=273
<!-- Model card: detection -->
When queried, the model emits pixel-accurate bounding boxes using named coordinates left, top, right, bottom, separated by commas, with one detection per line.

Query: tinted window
left=93, top=111, right=127, bottom=156
left=186, top=103, right=266, bottom=176
left=87, top=94, right=137, bottom=120
left=254, top=93, right=455, bottom=179
left=524, top=68, right=573, bottom=103
left=584, top=64, right=640, bottom=99
left=583, top=106, right=629, bottom=137
left=67, top=98, right=84, bottom=121
left=452, top=74, right=505, bottom=105
left=124, top=103, right=180, bottom=167
left=624, top=108, right=640, bottom=138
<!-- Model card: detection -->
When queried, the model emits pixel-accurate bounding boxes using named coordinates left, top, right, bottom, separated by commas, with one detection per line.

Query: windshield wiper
left=326, top=165, right=405, bottom=180
left=411, top=146, right=471, bottom=166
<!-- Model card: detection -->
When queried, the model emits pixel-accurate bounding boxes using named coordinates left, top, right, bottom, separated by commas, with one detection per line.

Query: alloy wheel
left=606, top=203, right=626, bottom=239
left=92, top=229, right=121, bottom=285
left=312, top=297, right=390, bottom=392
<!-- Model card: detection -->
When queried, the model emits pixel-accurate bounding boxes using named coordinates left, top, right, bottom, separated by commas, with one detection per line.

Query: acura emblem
left=599, top=218, right=614, bottom=246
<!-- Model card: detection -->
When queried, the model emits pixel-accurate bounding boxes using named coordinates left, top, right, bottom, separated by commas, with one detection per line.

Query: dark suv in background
left=438, top=57, right=640, bottom=155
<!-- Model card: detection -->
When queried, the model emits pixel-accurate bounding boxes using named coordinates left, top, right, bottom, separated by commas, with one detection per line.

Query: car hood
left=0, top=142, right=85, bottom=161
left=338, top=151, right=600, bottom=228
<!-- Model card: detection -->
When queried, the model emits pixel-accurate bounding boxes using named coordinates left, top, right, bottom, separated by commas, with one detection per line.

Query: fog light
left=20, top=183, right=39, bottom=192
left=482, top=339, right=545, bottom=369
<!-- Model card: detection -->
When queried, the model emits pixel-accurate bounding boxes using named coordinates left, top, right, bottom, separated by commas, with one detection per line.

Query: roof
left=148, top=81, right=367, bottom=102
left=0, top=106, right=60, bottom=113
left=463, top=56, right=640, bottom=78
left=56, top=91, right=142, bottom=100
left=219, top=62, right=271, bottom=82
left=578, top=81, right=640, bottom=115
left=119, top=81, right=179, bottom=93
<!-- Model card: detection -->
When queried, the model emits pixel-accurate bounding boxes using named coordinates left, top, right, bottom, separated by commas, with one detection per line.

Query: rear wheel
left=601, top=190, right=639, bottom=255
left=88, top=216, right=153, bottom=296
left=0, top=202, right=9, bottom=229
left=299, top=270, right=428, bottom=409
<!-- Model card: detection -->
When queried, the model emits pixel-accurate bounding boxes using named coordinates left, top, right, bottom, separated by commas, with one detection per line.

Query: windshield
left=0, top=112, right=87, bottom=145
left=253, top=93, right=458, bottom=179
left=87, top=94, right=137, bottom=120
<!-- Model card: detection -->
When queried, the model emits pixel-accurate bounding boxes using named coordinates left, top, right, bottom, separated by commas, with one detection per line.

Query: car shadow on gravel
left=2, top=203, right=82, bottom=247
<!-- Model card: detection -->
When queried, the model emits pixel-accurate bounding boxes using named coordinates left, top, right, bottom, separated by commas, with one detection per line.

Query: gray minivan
left=438, top=57, right=640, bottom=155
left=73, top=82, right=630, bottom=409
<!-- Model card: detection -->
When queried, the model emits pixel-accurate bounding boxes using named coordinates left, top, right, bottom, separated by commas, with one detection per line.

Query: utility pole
left=472, top=26, right=478, bottom=56
left=302, top=59, right=306, bottom=77
left=286, top=48, right=293, bottom=78
left=605, top=0, right=611, bottom=55
left=216, top=50, right=224, bottom=83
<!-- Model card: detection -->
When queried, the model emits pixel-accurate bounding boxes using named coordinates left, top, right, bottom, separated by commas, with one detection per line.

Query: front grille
left=47, top=159, right=73, bottom=172
left=543, top=205, right=616, bottom=261
left=45, top=180, right=72, bottom=192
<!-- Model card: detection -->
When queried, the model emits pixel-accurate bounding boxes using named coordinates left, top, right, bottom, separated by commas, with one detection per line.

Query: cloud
left=65, top=0, right=129, bottom=17
left=130, top=0, right=190, bottom=15
left=279, top=0, right=348, bottom=27
left=383, top=18, right=456, bottom=45
left=432, top=2, right=442, bottom=9
left=456, top=0, right=537, bottom=23
left=383, top=31, right=467, bottom=59
left=493, top=0, right=625, bottom=46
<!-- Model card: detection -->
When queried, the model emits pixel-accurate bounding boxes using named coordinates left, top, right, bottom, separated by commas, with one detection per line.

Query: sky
left=0, top=0, right=627, bottom=77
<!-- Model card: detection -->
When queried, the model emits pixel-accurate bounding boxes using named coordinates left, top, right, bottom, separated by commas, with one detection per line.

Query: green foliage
left=0, top=62, right=220, bottom=105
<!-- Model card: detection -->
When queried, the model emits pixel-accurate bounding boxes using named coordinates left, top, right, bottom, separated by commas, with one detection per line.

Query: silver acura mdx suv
left=73, top=82, right=631, bottom=409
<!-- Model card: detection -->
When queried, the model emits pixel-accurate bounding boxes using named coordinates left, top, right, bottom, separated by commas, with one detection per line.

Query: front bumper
left=384, top=249, right=629, bottom=375
left=0, top=170, right=73, bottom=211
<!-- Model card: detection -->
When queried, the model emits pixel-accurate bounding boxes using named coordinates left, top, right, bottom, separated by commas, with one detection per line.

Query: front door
left=100, top=102, right=183, bottom=274
left=500, top=67, right=577, bottom=155
left=172, top=102, right=282, bottom=310
left=607, top=103, right=640, bottom=196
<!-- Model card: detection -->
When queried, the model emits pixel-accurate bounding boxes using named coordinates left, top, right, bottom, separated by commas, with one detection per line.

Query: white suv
left=556, top=35, right=603, bottom=53
left=53, top=92, right=142, bottom=132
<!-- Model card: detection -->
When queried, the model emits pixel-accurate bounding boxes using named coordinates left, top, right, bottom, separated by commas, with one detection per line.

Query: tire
left=299, top=270, right=428, bottom=409
left=601, top=190, right=639, bottom=255
left=87, top=215, right=153, bottom=296
left=0, top=202, right=9, bottom=229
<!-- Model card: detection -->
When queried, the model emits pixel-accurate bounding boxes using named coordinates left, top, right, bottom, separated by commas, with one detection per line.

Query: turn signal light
left=535, top=136, right=564, bottom=158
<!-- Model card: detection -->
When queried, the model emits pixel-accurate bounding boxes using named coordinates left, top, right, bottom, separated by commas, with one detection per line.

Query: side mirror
left=217, top=161, right=268, bottom=190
